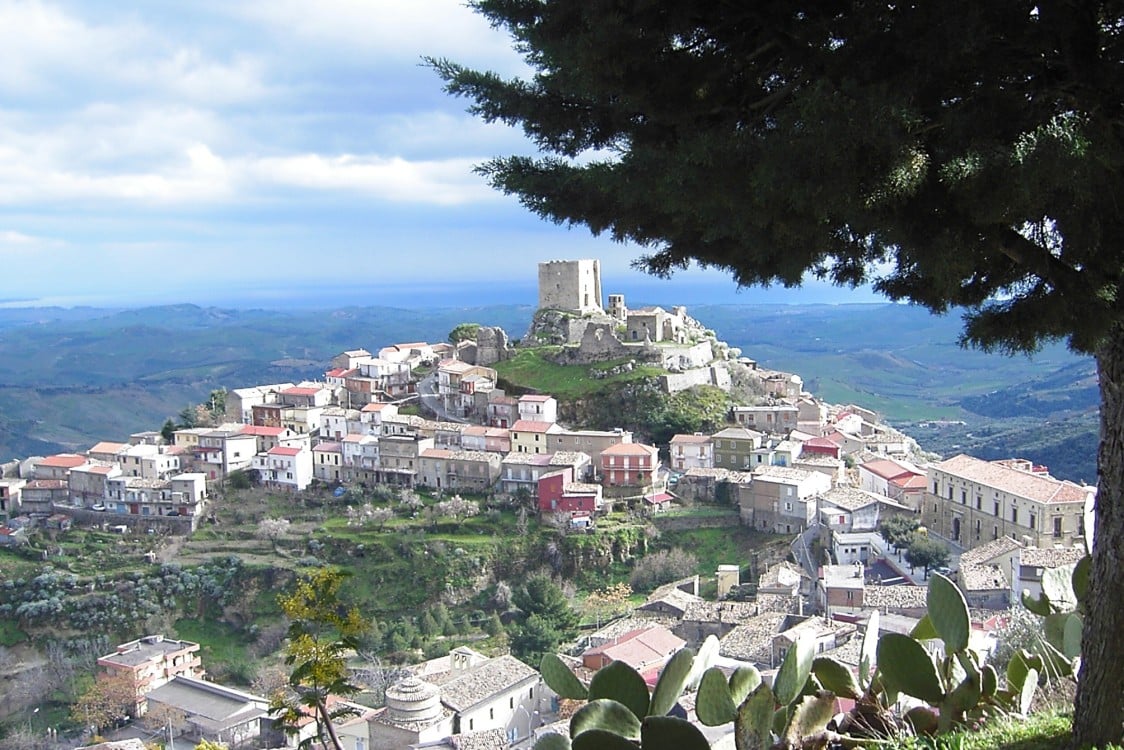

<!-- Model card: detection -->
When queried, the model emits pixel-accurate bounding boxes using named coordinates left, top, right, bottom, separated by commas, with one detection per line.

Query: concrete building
left=601, top=443, right=660, bottom=491
left=669, top=434, right=714, bottom=472
left=97, top=634, right=204, bottom=714
left=548, top=428, right=633, bottom=472
left=312, top=441, right=344, bottom=483
left=517, top=394, right=558, bottom=424
left=418, top=448, right=503, bottom=492
left=712, top=427, right=764, bottom=471
left=731, top=404, right=799, bottom=434
left=859, top=457, right=928, bottom=511
left=254, top=446, right=313, bottom=492
left=740, top=466, right=832, bottom=533
left=510, top=419, right=562, bottom=455
left=921, top=454, right=1093, bottom=550
left=376, top=435, right=433, bottom=487
left=145, top=676, right=271, bottom=748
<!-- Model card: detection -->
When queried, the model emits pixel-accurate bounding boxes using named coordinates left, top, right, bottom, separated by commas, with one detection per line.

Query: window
left=993, top=525, right=999, bottom=540
left=961, top=490, right=967, bottom=504
left=1053, top=516, right=1063, bottom=537
left=510, top=697, right=515, bottom=709
left=976, top=496, right=982, bottom=510
left=993, top=500, right=1000, bottom=516
left=947, top=486, right=953, bottom=499
left=932, top=480, right=939, bottom=494
left=1011, top=507, right=1018, bottom=524
left=1028, top=513, right=1036, bottom=530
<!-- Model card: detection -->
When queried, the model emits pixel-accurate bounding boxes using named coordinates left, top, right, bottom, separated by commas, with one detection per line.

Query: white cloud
left=236, top=0, right=527, bottom=72
left=0, top=229, right=63, bottom=252
left=247, top=152, right=494, bottom=205
left=0, top=0, right=271, bottom=106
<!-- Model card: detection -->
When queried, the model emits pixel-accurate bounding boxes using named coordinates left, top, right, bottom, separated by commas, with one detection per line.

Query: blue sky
left=0, top=1, right=883, bottom=308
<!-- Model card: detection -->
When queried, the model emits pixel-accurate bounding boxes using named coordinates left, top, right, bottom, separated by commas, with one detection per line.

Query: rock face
left=474, top=326, right=512, bottom=366
left=524, top=308, right=612, bottom=346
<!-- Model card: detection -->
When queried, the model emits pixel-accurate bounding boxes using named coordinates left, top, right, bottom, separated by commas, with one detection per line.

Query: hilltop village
left=0, top=259, right=1096, bottom=750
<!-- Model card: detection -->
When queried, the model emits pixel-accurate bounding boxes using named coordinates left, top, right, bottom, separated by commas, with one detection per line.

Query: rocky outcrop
left=474, top=326, right=513, bottom=366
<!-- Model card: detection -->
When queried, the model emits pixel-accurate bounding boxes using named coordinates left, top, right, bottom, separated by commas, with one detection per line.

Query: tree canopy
left=273, top=568, right=368, bottom=750
left=905, top=534, right=951, bottom=575
left=434, top=3, right=1124, bottom=745
left=433, top=2, right=1122, bottom=356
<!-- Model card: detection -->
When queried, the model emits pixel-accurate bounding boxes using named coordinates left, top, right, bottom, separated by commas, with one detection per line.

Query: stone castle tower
left=538, top=259, right=603, bottom=314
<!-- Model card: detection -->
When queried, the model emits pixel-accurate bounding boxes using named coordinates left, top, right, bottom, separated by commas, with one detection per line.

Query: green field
left=494, top=348, right=666, bottom=399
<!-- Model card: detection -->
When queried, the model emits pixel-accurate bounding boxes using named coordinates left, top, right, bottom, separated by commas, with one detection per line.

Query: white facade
left=518, top=395, right=558, bottom=424
left=669, top=434, right=713, bottom=471
left=255, top=446, right=313, bottom=491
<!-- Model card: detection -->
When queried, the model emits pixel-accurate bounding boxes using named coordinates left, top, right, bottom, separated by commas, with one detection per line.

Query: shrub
left=629, top=548, right=698, bottom=592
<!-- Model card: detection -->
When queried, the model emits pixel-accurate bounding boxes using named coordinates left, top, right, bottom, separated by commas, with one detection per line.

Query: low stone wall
left=51, top=505, right=198, bottom=535
left=652, top=513, right=739, bottom=532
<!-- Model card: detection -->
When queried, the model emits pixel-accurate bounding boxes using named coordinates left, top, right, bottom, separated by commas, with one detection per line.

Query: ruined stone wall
left=660, top=341, right=716, bottom=371
left=474, top=326, right=511, bottom=366
left=661, top=364, right=733, bottom=393
left=538, top=259, right=603, bottom=313
left=550, top=322, right=663, bottom=365
left=525, top=309, right=602, bottom=346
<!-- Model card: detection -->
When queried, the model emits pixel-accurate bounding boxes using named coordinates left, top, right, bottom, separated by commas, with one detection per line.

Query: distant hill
left=0, top=301, right=1097, bottom=482
left=0, top=303, right=533, bottom=460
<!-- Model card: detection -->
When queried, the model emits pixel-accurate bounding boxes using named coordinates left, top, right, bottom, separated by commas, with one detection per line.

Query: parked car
left=91, top=503, right=106, bottom=511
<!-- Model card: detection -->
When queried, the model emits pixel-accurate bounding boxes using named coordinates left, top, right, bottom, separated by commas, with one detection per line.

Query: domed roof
left=385, top=676, right=442, bottom=724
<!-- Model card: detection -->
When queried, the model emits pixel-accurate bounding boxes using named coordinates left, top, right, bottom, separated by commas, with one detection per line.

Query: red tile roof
left=511, top=420, right=558, bottom=433
left=239, top=425, right=285, bottom=436
left=584, top=627, right=686, bottom=670
left=88, top=441, right=128, bottom=455
left=602, top=442, right=659, bottom=458
left=38, top=454, right=88, bottom=469
left=281, top=386, right=322, bottom=396
left=803, top=436, right=840, bottom=449
left=892, top=474, right=929, bottom=490
left=860, top=458, right=915, bottom=480
left=268, top=446, right=303, bottom=457
left=79, top=465, right=118, bottom=475
left=937, top=454, right=1089, bottom=504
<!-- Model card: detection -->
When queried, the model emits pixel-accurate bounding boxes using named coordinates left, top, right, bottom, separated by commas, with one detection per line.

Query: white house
left=517, top=394, right=558, bottom=424
left=255, top=446, right=313, bottom=492
left=668, top=434, right=714, bottom=472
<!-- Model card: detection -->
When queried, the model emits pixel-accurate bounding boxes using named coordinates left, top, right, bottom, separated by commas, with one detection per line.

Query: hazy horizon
left=0, top=274, right=890, bottom=311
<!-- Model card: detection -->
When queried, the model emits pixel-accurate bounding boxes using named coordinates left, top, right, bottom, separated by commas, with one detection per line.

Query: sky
left=0, top=0, right=884, bottom=309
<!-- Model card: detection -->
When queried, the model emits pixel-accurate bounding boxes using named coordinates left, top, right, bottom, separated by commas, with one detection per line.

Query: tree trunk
left=1073, top=328, right=1124, bottom=748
